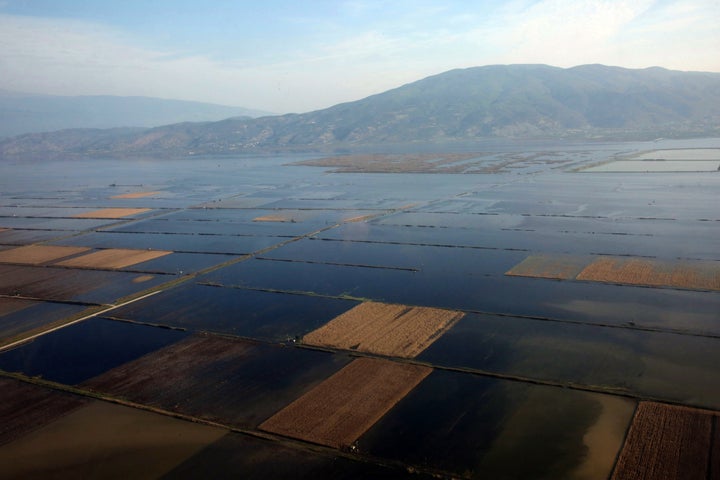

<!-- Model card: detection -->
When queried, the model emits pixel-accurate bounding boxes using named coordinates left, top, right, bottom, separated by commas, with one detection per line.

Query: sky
left=0, top=0, right=718, bottom=113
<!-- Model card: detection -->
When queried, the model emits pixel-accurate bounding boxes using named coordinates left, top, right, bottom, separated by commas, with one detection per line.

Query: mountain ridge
left=0, top=92, right=273, bottom=138
left=1, top=64, right=719, bottom=158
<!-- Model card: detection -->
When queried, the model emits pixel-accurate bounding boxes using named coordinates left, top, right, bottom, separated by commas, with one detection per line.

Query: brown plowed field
left=577, top=257, right=720, bottom=291
left=0, top=377, right=90, bottom=446
left=259, top=357, right=432, bottom=448
left=110, top=191, right=160, bottom=199
left=83, top=334, right=349, bottom=428
left=505, top=254, right=590, bottom=280
left=303, top=301, right=464, bottom=358
left=73, top=208, right=150, bottom=219
left=56, top=248, right=172, bottom=269
left=612, top=402, right=715, bottom=480
left=0, top=245, right=90, bottom=265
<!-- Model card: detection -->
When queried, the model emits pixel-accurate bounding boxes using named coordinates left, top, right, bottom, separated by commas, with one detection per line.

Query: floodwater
left=0, top=137, right=719, bottom=479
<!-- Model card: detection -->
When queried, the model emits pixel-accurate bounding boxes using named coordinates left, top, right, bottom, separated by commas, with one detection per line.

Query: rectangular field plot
left=612, top=402, right=717, bottom=480
left=419, top=313, right=720, bottom=409
left=0, top=318, right=189, bottom=384
left=199, top=257, right=720, bottom=337
left=506, top=254, right=592, bottom=280
left=54, top=231, right=285, bottom=255
left=0, top=228, right=87, bottom=245
left=0, top=245, right=90, bottom=265
left=507, top=253, right=720, bottom=291
left=357, top=369, right=635, bottom=479
left=582, top=160, right=720, bottom=172
left=108, top=283, right=358, bottom=341
left=318, top=222, right=701, bottom=259
left=56, top=248, right=172, bottom=269
left=635, top=148, right=720, bottom=160
left=109, top=191, right=160, bottom=199
left=0, top=400, right=227, bottom=479
left=73, top=208, right=151, bottom=219
left=103, top=217, right=315, bottom=237
left=0, top=299, right=86, bottom=345
left=0, top=377, right=90, bottom=446
left=576, top=257, right=720, bottom=291
left=83, top=334, right=351, bottom=428
left=303, top=302, right=464, bottom=358
left=164, top=430, right=433, bottom=480
left=259, top=357, right=431, bottom=448
left=0, top=264, right=170, bottom=304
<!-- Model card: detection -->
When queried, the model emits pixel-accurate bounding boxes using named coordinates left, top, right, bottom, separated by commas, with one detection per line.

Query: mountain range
left=1, top=64, right=719, bottom=158
left=0, top=91, right=271, bottom=138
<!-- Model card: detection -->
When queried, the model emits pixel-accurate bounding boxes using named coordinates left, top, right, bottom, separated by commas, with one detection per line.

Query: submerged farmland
left=0, top=139, right=719, bottom=479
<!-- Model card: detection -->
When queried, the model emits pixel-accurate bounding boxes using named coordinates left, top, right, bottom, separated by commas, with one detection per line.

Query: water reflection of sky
left=0, top=137, right=719, bottom=478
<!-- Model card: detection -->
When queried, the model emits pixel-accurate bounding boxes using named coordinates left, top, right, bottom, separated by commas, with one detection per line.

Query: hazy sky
left=0, top=0, right=718, bottom=113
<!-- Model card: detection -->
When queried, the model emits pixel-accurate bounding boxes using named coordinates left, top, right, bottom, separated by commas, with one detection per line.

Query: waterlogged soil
left=108, top=283, right=359, bottom=341
left=419, top=313, right=720, bottom=409
left=83, top=334, right=352, bottom=428
left=357, top=369, right=635, bottom=479
left=0, top=377, right=90, bottom=446
left=163, top=431, right=438, bottom=480
left=0, top=300, right=86, bottom=345
left=0, top=318, right=190, bottom=384
left=54, top=231, right=286, bottom=255
left=200, top=257, right=720, bottom=336
left=0, top=264, right=169, bottom=303
left=0, top=141, right=718, bottom=477
left=0, top=400, right=227, bottom=480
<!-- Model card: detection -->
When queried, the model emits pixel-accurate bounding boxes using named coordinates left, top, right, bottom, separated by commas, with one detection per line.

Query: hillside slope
left=2, top=64, right=719, bottom=157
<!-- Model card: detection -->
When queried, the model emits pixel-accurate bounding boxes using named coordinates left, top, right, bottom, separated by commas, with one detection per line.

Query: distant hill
left=0, top=91, right=272, bottom=138
left=1, top=64, right=719, bottom=158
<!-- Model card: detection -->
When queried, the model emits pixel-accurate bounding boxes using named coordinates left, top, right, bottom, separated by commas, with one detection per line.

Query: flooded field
left=0, top=137, right=719, bottom=478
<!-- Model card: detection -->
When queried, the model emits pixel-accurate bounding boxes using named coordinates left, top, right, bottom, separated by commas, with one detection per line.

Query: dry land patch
left=303, top=301, right=464, bottom=358
left=73, top=208, right=150, bottom=219
left=0, top=245, right=90, bottom=265
left=612, top=402, right=717, bottom=480
left=259, top=357, right=432, bottom=448
left=56, top=249, right=172, bottom=269
left=110, top=191, right=160, bottom=199
left=506, top=254, right=720, bottom=291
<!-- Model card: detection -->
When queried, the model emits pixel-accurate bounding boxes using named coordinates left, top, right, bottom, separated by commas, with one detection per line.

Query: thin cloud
left=0, top=1, right=718, bottom=113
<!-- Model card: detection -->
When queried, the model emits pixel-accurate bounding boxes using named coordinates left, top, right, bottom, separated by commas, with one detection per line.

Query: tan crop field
left=0, top=245, right=90, bottom=265
left=259, top=357, right=431, bottom=448
left=342, top=214, right=375, bottom=223
left=73, top=208, right=151, bottom=219
left=109, top=191, right=160, bottom=199
left=253, top=214, right=292, bottom=222
left=303, top=301, right=464, bottom=358
left=506, top=254, right=720, bottom=291
left=505, top=254, right=590, bottom=280
left=577, top=257, right=720, bottom=291
left=612, top=402, right=716, bottom=479
left=56, top=249, right=172, bottom=269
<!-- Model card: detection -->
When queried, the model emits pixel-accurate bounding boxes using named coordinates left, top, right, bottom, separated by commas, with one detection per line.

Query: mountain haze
left=1, top=64, right=719, bottom=157
left=0, top=92, right=272, bottom=138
